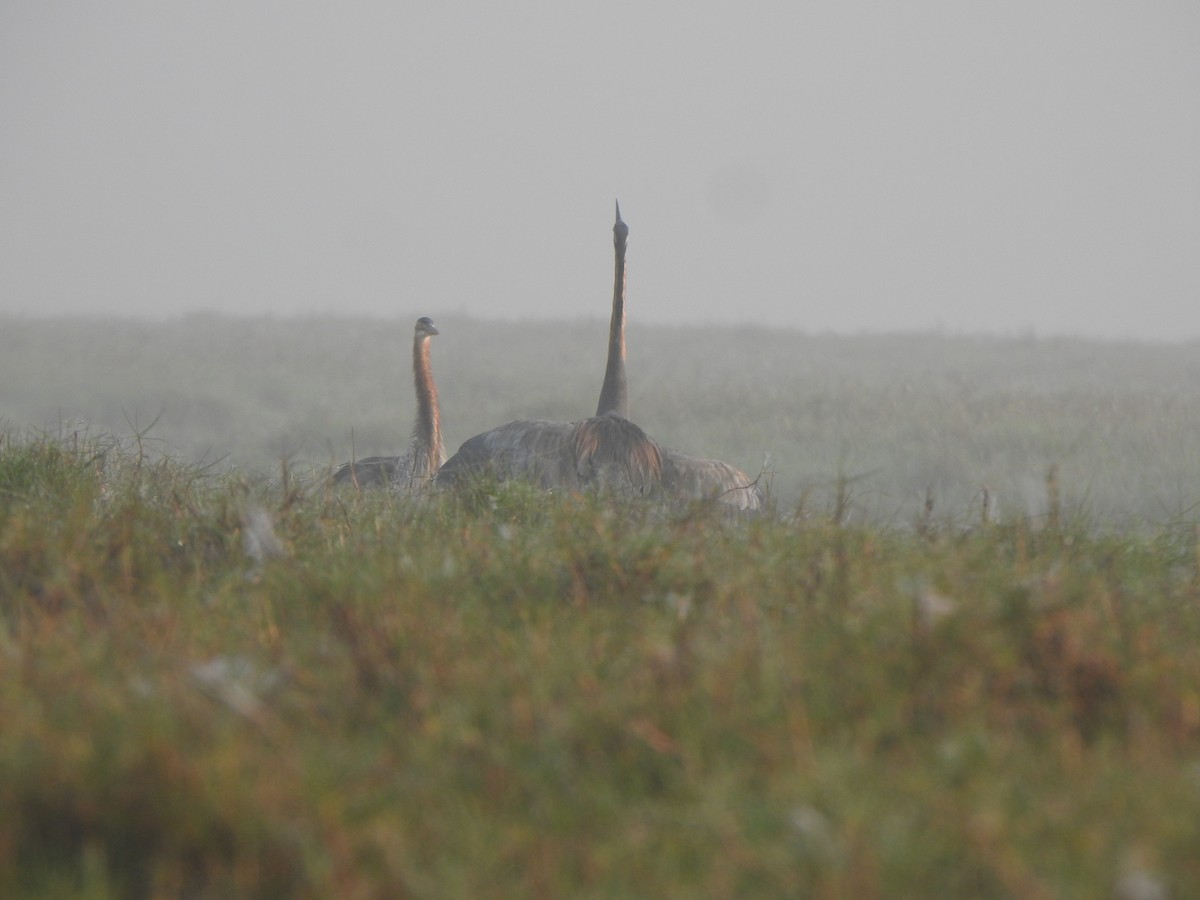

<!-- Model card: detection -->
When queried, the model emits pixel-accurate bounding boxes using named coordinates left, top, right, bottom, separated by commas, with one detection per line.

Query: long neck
left=595, top=235, right=628, bottom=418
left=411, top=334, right=442, bottom=476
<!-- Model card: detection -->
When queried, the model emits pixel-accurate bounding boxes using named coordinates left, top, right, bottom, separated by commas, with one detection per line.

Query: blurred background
left=3, top=2, right=1198, bottom=339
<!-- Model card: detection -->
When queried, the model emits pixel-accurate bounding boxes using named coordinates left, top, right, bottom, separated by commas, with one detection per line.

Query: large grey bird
left=436, top=203, right=765, bottom=512
left=435, top=203, right=661, bottom=496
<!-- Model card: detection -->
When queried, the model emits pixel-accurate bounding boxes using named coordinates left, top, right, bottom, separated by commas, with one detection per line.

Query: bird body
left=435, top=419, right=578, bottom=491
left=331, top=455, right=402, bottom=490
left=435, top=413, right=662, bottom=497
left=660, top=446, right=766, bottom=512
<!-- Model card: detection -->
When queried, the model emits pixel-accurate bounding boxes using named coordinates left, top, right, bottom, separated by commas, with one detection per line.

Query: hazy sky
left=2, top=2, right=1198, bottom=340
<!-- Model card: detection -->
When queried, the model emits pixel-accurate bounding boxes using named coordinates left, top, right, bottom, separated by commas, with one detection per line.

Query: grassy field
left=5, top=314, right=1200, bottom=525
left=3, top=316, right=1200, bottom=896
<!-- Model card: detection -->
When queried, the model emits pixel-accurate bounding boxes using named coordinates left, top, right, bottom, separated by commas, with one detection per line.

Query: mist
left=2, top=2, right=1198, bottom=340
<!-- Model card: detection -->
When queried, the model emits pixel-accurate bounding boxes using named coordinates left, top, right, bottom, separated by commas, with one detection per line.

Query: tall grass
left=2, top=429, right=1199, bottom=897
left=4, top=315, right=1200, bottom=526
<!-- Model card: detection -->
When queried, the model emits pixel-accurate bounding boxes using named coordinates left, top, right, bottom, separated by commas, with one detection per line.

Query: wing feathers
left=437, top=414, right=663, bottom=496
left=660, top=447, right=765, bottom=512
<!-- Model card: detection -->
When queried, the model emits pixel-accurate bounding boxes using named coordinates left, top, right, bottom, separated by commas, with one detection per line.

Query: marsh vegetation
left=2, top=316, right=1200, bottom=896
left=5, top=314, right=1200, bottom=526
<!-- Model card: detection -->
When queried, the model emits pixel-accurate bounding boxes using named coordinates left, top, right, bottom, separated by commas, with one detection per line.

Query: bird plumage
left=660, top=446, right=766, bottom=512
left=435, top=413, right=662, bottom=497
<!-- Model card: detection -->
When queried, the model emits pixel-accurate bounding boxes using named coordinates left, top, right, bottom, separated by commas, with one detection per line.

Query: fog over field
left=2, top=3, right=1198, bottom=339
left=4, top=316, right=1200, bottom=527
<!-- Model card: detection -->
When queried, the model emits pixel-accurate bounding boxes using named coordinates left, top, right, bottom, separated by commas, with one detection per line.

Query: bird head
left=613, top=200, right=629, bottom=250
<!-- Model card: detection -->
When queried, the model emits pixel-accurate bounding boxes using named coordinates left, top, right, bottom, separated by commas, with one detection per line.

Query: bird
left=436, top=203, right=767, bottom=513
left=332, top=316, right=445, bottom=491
left=599, top=202, right=766, bottom=512
left=435, top=202, right=661, bottom=495
left=600, top=204, right=766, bottom=510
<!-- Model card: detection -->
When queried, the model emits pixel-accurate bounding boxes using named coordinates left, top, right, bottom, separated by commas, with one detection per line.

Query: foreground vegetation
left=3, top=431, right=1200, bottom=898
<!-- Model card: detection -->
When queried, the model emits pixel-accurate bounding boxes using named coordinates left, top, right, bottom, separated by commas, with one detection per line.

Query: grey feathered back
left=660, top=447, right=765, bottom=512
left=435, top=413, right=662, bottom=498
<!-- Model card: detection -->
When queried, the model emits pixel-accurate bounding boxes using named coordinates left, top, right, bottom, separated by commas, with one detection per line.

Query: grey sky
left=2, top=2, right=1198, bottom=340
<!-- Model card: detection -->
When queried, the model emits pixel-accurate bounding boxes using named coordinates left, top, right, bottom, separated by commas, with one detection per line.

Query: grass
left=5, top=314, right=1200, bottom=525
left=2, top=425, right=1200, bottom=897
left=4, top=315, right=1200, bottom=896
